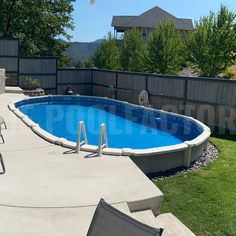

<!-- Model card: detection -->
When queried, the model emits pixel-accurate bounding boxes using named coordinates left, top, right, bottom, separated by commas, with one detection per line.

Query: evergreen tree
left=146, top=21, right=185, bottom=75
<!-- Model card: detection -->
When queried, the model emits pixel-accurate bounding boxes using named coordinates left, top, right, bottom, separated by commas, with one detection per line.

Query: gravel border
left=149, top=142, right=219, bottom=181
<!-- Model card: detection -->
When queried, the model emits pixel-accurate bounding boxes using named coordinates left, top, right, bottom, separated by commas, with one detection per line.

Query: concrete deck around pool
left=0, top=93, right=165, bottom=235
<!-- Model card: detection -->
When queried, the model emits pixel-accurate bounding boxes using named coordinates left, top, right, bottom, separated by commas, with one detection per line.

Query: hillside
left=65, top=40, right=101, bottom=67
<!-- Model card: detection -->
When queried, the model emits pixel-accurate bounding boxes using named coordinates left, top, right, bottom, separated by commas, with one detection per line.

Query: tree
left=0, top=0, right=74, bottom=67
left=188, top=5, right=236, bottom=77
left=146, top=21, right=185, bottom=75
left=84, top=58, right=94, bottom=68
left=76, top=60, right=83, bottom=69
left=92, top=33, right=120, bottom=70
left=120, top=28, right=146, bottom=72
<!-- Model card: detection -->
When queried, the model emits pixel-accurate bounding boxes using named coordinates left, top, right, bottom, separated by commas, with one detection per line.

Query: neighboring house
left=111, top=6, right=193, bottom=40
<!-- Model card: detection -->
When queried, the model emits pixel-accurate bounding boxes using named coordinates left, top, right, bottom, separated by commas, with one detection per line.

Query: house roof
left=111, top=6, right=193, bottom=30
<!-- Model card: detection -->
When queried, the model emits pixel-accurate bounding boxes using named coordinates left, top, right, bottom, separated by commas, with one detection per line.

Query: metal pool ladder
left=76, top=121, right=108, bottom=156
left=76, top=121, right=88, bottom=153
left=97, top=123, right=108, bottom=156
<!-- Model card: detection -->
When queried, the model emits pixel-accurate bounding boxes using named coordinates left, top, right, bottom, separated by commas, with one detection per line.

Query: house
left=111, top=6, right=193, bottom=40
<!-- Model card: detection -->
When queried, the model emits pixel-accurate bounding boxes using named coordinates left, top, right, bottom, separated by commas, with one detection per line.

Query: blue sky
left=68, top=0, right=236, bottom=42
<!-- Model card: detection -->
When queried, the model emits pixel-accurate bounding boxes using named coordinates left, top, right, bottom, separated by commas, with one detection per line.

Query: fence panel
left=187, top=79, right=236, bottom=106
left=117, top=73, right=146, bottom=91
left=19, top=57, right=57, bottom=93
left=150, top=95, right=185, bottom=114
left=0, top=39, right=19, bottom=86
left=117, top=90, right=140, bottom=104
left=58, top=69, right=92, bottom=84
left=93, top=70, right=116, bottom=86
left=93, top=85, right=112, bottom=98
left=57, top=69, right=92, bottom=95
left=148, top=75, right=185, bottom=98
left=0, top=39, right=19, bottom=56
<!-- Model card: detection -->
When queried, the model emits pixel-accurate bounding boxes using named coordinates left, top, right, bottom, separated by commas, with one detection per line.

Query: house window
left=142, top=28, right=147, bottom=38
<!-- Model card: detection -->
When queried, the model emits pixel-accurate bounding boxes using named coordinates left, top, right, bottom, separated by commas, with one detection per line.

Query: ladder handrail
left=76, top=121, right=88, bottom=153
left=97, top=123, right=108, bottom=156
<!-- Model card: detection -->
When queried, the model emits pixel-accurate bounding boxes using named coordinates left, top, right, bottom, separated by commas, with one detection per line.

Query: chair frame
left=0, top=126, right=5, bottom=143
left=0, top=117, right=7, bottom=143
left=0, top=153, right=6, bottom=174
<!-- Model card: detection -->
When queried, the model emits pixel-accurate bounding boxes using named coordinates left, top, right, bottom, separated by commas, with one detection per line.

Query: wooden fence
left=58, top=68, right=236, bottom=134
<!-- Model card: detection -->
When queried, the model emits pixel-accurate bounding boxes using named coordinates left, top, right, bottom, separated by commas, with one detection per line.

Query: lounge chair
left=87, top=199, right=163, bottom=236
left=0, top=126, right=4, bottom=143
left=0, top=116, right=7, bottom=129
left=0, top=116, right=6, bottom=143
left=0, top=153, right=5, bottom=174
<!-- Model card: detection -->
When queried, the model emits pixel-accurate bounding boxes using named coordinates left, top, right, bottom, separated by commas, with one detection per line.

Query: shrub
left=24, top=77, right=40, bottom=90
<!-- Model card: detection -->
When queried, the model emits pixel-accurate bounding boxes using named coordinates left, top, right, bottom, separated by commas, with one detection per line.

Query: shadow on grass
left=211, top=130, right=236, bottom=141
left=146, top=166, right=188, bottom=180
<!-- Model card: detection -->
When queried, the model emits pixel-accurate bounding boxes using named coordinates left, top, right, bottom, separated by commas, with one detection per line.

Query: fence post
left=55, top=58, right=58, bottom=94
left=91, top=69, right=94, bottom=96
left=17, top=38, right=20, bottom=87
left=183, top=78, right=188, bottom=115
left=115, top=71, right=118, bottom=99
left=145, top=74, right=148, bottom=92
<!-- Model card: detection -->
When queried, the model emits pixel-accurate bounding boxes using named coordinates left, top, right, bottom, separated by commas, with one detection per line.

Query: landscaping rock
left=150, top=142, right=219, bottom=181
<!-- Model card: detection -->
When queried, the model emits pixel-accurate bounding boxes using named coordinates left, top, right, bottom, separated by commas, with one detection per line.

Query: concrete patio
left=0, top=93, right=196, bottom=236
left=0, top=93, right=164, bottom=235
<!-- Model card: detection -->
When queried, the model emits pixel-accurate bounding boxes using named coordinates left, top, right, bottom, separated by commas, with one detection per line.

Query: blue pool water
left=16, top=96, right=203, bottom=149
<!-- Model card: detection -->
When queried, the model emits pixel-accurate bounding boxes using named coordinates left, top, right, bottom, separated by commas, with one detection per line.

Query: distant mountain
left=65, top=40, right=102, bottom=67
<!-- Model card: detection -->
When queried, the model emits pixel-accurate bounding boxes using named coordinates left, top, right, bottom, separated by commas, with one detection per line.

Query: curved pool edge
left=8, top=95, right=211, bottom=173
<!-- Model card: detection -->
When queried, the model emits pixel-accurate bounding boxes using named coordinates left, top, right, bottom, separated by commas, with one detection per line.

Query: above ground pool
left=9, top=96, right=211, bottom=174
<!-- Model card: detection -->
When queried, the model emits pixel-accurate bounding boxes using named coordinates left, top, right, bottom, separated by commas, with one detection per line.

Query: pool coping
left=8, top=95, right=211, bottom=158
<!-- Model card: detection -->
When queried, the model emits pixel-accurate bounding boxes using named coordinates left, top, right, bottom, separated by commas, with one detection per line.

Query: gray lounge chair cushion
left=87, top=199, right=163, bottom=236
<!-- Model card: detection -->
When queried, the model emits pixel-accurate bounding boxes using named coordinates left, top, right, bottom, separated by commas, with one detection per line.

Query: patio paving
left=0, top=93, right=163, bottom=236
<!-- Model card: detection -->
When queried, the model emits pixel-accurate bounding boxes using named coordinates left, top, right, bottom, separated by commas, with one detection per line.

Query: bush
left=223, top=68, right=236, bottom=80
left=24, top=77, right=40, bottom=90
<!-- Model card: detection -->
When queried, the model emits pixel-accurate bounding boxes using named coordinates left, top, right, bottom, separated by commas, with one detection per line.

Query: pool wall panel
left=130, top=150, right=186, bottom=174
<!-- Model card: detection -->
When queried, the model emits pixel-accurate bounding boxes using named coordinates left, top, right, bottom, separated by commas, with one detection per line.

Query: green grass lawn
left=154, top=137, right=236, bottom=236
